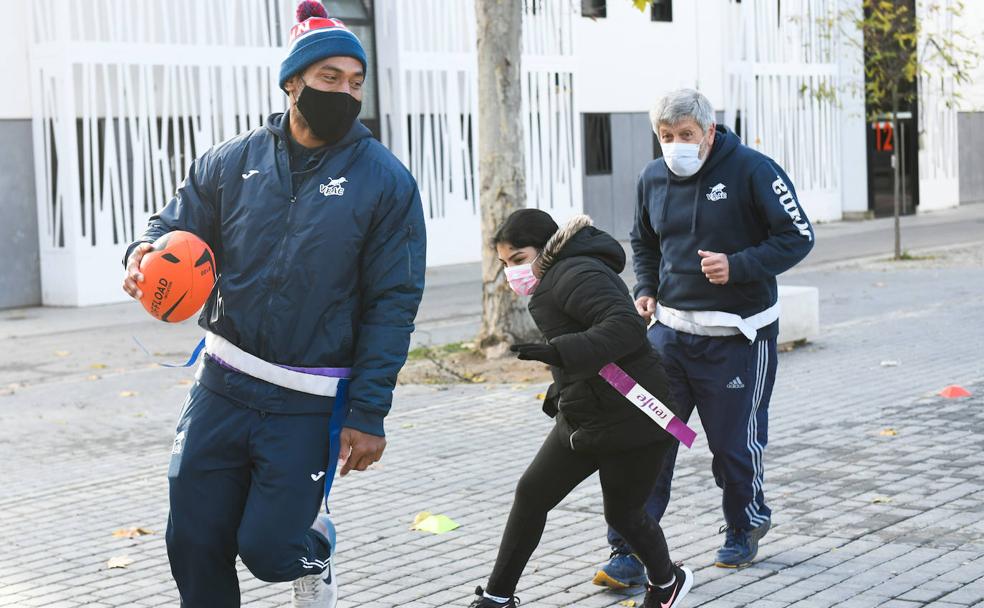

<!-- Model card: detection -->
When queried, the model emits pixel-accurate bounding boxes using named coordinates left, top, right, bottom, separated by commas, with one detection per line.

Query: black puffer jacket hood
left=538, top=215, right=626, bottom=276
left=528, top=216, right=680, bottom=453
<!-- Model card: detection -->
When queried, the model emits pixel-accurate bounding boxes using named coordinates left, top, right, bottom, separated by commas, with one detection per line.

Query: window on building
left=581, top=0, right=606, bottom=18
left=322, top=0, right=371, bottom=20
left=584, top=113, right=612, bottom=175
left=651, top=0, right=672, bottom=22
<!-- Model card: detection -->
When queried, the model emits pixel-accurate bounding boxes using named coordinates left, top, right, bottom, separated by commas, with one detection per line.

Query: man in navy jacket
left=121, top=4, right=425, bottom=606
left=594, top=89, right=813, bottom=588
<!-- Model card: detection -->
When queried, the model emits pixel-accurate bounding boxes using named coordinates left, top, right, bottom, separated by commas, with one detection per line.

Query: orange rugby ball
left=138, top=231, right=216, bottom=323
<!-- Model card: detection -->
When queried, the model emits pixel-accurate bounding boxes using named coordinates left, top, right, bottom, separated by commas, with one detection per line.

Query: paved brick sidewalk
left=1, top=261, right=983, bottom=607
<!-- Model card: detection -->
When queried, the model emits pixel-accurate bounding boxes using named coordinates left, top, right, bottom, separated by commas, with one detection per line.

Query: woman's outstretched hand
left=511, top=343, right=563, bottom=367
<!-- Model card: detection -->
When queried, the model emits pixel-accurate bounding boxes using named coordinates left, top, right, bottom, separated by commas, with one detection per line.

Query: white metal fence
left=29, top=0, right=294, bottom=305
left=722, top=0, right=845, bottom=222
left=376, top=0, right=582, bottom=267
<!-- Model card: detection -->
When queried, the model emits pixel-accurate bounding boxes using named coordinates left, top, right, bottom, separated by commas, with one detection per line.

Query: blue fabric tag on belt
left=324, top=379, right=351, bottom=511
left=132, top=335, right=206, bottom=368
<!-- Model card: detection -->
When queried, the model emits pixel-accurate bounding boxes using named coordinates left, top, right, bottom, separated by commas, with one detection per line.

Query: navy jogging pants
left=608, top=322, right=776, bottom=552
left=165, top=380, right=335, bottom=607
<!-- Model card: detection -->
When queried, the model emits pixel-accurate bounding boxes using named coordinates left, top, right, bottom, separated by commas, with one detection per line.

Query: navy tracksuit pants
left=166, top=379, right=335, bottom=607
left=609, top=322, right=776, bottom=552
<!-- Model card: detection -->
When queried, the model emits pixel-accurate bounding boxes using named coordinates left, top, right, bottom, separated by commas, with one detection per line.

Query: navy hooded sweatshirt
left=124, top=111, right=426, bottom=436
left=630, top=126, right=814, bottom=340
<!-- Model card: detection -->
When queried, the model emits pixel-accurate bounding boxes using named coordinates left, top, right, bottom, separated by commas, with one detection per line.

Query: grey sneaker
left=292, top=514, right=338, bottom=608
left=714, top=518, right=771, bottom=568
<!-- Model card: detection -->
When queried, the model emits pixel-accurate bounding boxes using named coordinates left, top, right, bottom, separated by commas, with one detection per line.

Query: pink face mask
left=504, top=257, right=540, bottom=296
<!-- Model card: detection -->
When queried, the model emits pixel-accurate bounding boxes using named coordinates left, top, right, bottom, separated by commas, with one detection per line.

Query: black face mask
left=294, top=82, right=362, bottom=145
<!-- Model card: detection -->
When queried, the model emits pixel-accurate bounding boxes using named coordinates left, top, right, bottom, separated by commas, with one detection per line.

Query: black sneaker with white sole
left=642, top=565, right=694, bottom=608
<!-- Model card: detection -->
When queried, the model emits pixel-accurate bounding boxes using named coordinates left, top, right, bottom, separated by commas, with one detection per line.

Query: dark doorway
left=863, top=0, right=919, bottom=217
left=866, top=115, right=919, bottom=217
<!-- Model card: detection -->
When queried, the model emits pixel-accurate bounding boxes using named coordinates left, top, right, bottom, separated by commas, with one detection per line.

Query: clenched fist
left=698, top=250, right=729, bottom=285
left=635, top=296, right=657, bottom=322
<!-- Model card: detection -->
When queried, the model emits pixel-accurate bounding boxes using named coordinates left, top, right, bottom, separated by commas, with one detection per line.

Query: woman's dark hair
left=492, top=208, right=559, bottom=250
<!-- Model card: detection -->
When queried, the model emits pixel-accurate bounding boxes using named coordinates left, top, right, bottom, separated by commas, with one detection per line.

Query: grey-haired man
left=594, top=89, right=814, bottom=588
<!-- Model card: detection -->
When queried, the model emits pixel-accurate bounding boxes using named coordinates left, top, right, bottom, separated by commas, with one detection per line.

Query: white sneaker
left=292, top=514, right=338, bottom=608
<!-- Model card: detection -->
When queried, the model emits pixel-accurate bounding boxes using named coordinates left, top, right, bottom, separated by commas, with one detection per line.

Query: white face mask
left=661, top=140, right=708, bottom=177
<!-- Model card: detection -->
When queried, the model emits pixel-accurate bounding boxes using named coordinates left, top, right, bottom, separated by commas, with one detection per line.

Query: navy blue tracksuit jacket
left=125, top=111, right=425, bottom=607
left=127, top=112, right=427, bottom=435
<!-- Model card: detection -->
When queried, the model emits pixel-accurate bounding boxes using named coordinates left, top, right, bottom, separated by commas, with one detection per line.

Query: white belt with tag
left=655, top=302, right=780, bottom=342
left=204, top=332, right=347, bottom=397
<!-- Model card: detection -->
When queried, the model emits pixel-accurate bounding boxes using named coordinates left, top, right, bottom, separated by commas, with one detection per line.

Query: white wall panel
left=917, top=0, right=962, bottom=212
left=574, top=0, right=730, bottom=114
left=0, top=0, right=33, bottom=118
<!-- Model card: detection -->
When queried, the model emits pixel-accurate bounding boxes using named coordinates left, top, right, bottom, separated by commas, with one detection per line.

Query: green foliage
left=407, top=342, right=474, bottom=361
left=896, top=250, right=937, bottom=261
left=814, top=0, right=979, bottom=119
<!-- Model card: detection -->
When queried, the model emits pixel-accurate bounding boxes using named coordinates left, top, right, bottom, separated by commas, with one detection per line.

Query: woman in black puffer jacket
left=468, top=210, right=693, bottom=608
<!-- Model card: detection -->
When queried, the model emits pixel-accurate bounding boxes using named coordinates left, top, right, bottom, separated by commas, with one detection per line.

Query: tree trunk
left=891, top=90, right=902, bottom=260
left=475, top=0, right=536, bottom=352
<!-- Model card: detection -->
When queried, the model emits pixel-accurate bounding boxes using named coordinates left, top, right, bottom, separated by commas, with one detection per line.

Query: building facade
left=1, top=0, right=981, bottom=308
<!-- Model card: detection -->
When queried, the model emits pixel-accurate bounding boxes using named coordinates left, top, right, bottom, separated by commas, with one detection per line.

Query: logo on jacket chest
left=706, top=183, right=728, bottom=202
left=319, top=177, right=348, bottom=197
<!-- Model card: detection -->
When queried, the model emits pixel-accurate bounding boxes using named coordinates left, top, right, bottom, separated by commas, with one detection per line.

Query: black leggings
left=486, top=424, right=675, bottom=597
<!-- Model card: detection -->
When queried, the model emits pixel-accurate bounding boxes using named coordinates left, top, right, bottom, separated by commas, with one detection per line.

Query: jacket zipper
left=258, top=137, right=368, bottom=354
left=259, top=141, right=298, bottom=351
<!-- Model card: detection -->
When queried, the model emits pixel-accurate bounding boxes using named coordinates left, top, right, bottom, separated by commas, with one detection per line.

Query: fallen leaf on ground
left=119, top=391, right=138, bottom=398
left=90, top=363, right=109, bottom=369
left=176, top=379, right=193, bottom=386
left=410, top=511, right=459, bottom=534
left=879, top=429, right=898, bottom=437
left=106, top=555, right=134, bottom=569
left=535, top=393, right=546, bottom=400
left=87, top=375, right=101, bottom=381
left=401, top=423, right=416, bottom=429
left=871, top=497, right=892, bottom=504
left=619, top=601, right=637, bottom=607
left=112, top=527, right=154, bottom=539
left=54, top=350, right=70, bottom=357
